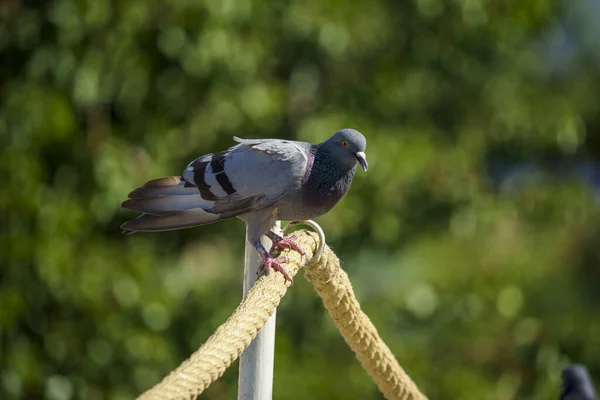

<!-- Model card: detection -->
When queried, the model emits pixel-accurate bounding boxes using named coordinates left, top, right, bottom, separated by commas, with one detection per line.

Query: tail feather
left=121, top=176, right=220, bottom=232
left=127, top=176, right=196, bottom=199
left=122, top=195, right=211, bottom=215
left=121, top=209, right=221, bottom=232
left=128, top=185, right=198, bottom=199
left=142, top=176, right=182, bottom=188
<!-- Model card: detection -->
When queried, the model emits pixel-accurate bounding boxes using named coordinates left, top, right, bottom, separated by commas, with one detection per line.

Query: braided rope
left=137, top=230, right=426, bottom=400
left=304, top=244, right=427, bottom=400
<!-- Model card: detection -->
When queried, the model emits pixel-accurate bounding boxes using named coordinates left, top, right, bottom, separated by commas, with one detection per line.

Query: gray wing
left=181, top=137, right=310, bottom=217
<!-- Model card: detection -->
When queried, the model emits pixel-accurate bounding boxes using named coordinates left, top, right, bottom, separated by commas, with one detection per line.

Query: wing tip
left=120, top=219, right=138, bottom=233
left=120, top=214, right=154, bottom=232
left=119, top=209, right=221, bottom=232
left=121, top=199, right=135, bottom=209
left=143, top=176, right=181, bottom=188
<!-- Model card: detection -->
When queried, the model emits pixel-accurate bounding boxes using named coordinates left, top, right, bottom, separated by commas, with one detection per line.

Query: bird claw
left=271, top=234, right=305, bottom=257
left=260, top=254, right=293, bottom=282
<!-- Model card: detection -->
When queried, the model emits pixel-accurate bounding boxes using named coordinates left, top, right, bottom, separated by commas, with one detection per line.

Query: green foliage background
left=2, top=0, right=600, bottom=399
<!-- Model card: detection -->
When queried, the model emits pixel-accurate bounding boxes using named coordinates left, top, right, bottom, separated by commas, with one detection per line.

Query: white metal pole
left=238, top=221, right=279, bottom=400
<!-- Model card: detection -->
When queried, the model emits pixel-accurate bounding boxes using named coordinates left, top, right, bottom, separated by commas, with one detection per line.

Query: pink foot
left=261, top=254, right=292, bottom=282
left=271, top=234, right=305, bottom=257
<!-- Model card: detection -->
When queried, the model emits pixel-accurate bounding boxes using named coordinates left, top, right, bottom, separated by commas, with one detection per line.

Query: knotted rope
left=138, top=230, right=426, bottom=400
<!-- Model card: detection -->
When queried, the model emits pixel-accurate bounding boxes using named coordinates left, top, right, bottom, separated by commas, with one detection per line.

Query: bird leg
left=266, top=231, right=305, bottom=257
left=254, top=242, right=293, bottom=282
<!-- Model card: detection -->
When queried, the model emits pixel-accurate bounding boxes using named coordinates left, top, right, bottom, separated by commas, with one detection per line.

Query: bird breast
left=296, top=166, right=356, bottom=218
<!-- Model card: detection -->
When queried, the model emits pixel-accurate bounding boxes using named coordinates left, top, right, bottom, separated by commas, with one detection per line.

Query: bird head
left=561, top=364, right=598, bottom=399
left=327, top=128, right=368, bottom=171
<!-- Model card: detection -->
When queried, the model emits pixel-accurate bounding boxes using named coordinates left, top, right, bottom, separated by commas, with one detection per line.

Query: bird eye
left=341, top=140, right=348, bottom=148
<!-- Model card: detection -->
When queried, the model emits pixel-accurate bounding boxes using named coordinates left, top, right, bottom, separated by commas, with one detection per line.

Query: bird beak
left=355, top=152, right=368, bottom=171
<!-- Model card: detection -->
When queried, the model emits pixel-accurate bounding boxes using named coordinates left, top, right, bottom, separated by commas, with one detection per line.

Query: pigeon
left=121, top=129, right=368, bottom=280
left=561, top=364, right=598, bottom=400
